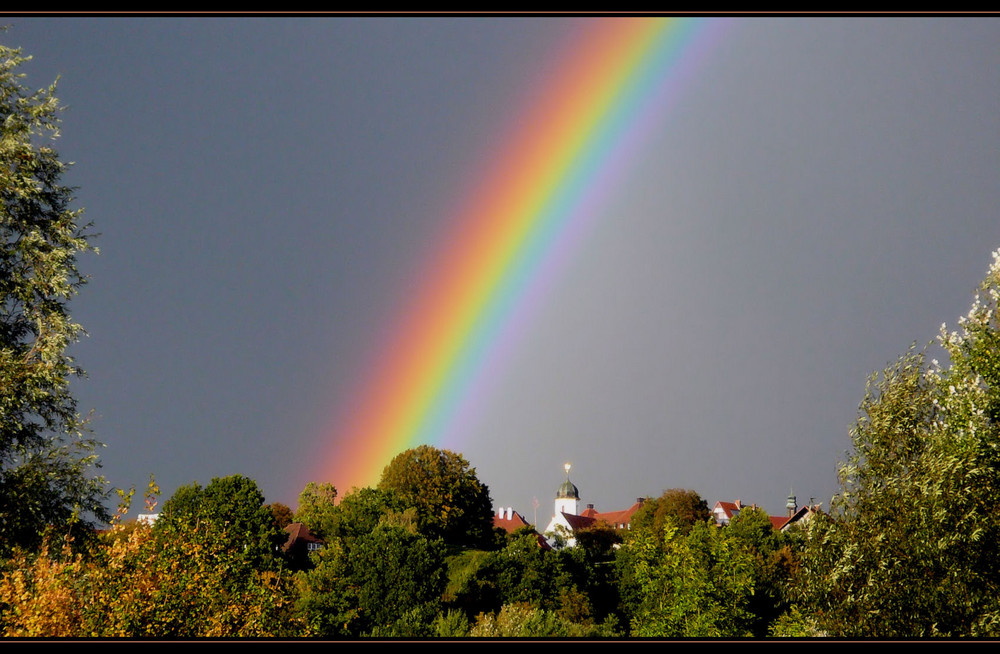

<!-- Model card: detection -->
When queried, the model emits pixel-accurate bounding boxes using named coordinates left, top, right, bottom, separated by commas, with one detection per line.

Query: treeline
left=0, top=448, right=803, bottom=637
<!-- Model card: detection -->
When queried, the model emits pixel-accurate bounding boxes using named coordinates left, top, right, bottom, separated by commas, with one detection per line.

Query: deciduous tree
left=792, top=249, right=1000, bottom=637
left=0, top=480, right=303, bottom=637
left=626, top=519, right=756, bottom=637
left=156, top=474, right=285, bottom=570
left=292, top=481, right=337, bottom=539
left=630, top=488, right=710, bottom=538
left=295, top=523, right=446, bottom=637
left=267, top=501, right=293, bottom=529
left=377, top=445, right=494, bottom=547
left=0, top=40, right=108, bottom=555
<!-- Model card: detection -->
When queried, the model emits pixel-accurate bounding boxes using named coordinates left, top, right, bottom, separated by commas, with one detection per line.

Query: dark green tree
left=442, top=547, right=499, bottom=618
left=326, top=486, right=412, bottom=542
left=352, top=524, right=446, bottom=636
left=630, top=488, right=710, bottom=537
left=377, top=445, right=494, bottom=547
left=295, top=523, right=446, bottom=637
left=725, top=506, right=799, bottom=636
left=156, top=474, right=286, bottom=570
left=625, top=518, right=757, bottom=637
left=491, top=530, right=578, bottom=614
left=0, top=41, right=108, bottom=555
left=292, top=481, right=338, bottom=539
left=557, top=522, right=622, bottom=626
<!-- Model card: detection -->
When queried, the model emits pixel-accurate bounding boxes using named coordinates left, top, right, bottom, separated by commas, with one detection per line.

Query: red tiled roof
left=591, top=501, right=644, bottom=529
left=562, top=512, right=597, bottom=531
left=714, top=501, right=740, bottom=519
left=769, top=515, right=788, bottom=530
left=713, top=499, right=799, bottom=531
left=493, top=510, right=531, bottom=534
left=494, top=509, right=550, bottom=549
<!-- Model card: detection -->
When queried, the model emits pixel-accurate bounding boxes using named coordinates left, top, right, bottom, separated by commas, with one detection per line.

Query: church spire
left=555, top=462, right=580, bottom=516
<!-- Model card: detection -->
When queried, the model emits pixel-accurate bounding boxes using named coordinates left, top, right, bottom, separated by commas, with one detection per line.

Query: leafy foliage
left=625, top=519, right=757, bottom=637
left=0, top=481, right=303, bottom=637
left=295, top=523, right=446, bottom=637
left=325, top=485, right=408, bottom=542
left=156, top=474, right=286, bottom=571
left=491, top=531, right=569, bottom=610
left=442, top=547, right=498, bottom=617
left=792, top=249, right=1000, bottom=637
left=556, top=522, right=622, bottom=625
left=0, top=40, right=108, bottom=555
left=469, top=602, right=619, bottom=638
left=293, top=481, right=338, bottom=539
left=377, top=445, right=494, bottom=547
left=630, top=488, right=710, bottom=537
left=267, top=501, right=294, bottom=529
left=725, top=507, right=799, bottom=636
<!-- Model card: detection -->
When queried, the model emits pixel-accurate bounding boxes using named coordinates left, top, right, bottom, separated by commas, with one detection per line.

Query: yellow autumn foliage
left=0, top=506, right=305, bottom=637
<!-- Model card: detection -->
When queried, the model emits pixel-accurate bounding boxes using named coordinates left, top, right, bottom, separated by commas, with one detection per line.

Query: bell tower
left=554, top=462, right=580, bottom=516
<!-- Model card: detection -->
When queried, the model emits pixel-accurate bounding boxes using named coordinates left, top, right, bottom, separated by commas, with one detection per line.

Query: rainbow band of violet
left=325, top=17, right=719, bottom=492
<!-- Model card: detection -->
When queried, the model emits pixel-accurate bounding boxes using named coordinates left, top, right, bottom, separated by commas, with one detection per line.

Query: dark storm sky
left=5, top=17, right=999, bottom=520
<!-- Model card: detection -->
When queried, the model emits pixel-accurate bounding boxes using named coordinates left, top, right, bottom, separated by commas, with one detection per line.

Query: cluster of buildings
left=494, top=463, right=818, bottom=549
left=282, top=462, right=819, bottom=557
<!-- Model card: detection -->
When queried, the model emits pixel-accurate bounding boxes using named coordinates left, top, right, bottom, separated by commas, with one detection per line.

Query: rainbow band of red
left=324, top=18, right=716, bottom=491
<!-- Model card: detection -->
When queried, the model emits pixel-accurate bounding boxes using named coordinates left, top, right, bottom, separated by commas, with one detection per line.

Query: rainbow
left=323, top=17, right=721, bottom=492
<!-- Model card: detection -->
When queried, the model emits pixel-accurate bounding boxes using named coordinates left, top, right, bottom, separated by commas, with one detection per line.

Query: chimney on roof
left=637, top=497, right=645, bottom=505
left=506, top=507, right=513, bottom=520
left=586, top=503, right=594, bottom=510
left=735, top=499, right=743, bottom=510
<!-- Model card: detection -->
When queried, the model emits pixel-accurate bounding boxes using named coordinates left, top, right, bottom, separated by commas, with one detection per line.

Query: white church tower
left=554, top=462, right=580, bottom=517
left=544, top=463, right=584, bottom=548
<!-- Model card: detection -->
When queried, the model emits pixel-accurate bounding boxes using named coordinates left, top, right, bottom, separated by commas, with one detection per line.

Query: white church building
left=542, top=463, right=645, bottom=548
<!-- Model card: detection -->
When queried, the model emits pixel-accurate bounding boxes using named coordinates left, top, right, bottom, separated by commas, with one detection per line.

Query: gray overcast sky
left=5, top=17, right=999, bottom=521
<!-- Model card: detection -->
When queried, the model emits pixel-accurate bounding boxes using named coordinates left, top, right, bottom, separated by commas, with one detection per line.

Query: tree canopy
left=156, top=474, right=286, bottom=570
left=293, top=481, right=338, bottom=539
left=377, top=445, right=494, bottom=547
left=791, top=249, right=1000, bottom=637
left=0, top=41, right=107, bottom=555
left=629, top=488, right=710, bottom=537
left=295, top=522, right=447, bottom=637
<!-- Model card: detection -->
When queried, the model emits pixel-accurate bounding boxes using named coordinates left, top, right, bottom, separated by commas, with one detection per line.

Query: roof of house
left=713, top=499, right=811, bottom=531
left=592, top=501, right=644, bottom=528
left=283, top=522, right=322, bottom=551
left=769, top=515, right=789, bottom=530
left=571, top=500, right=645, bottom=531
left=495, top=508, right=551, bottom=550
left=493, top=509, right=531, bottom=534
left=561, top=512, right=597, bottom=531
left=713, top=500, right=742, bottom=520
left=779, top=504, right=818, bottom=531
